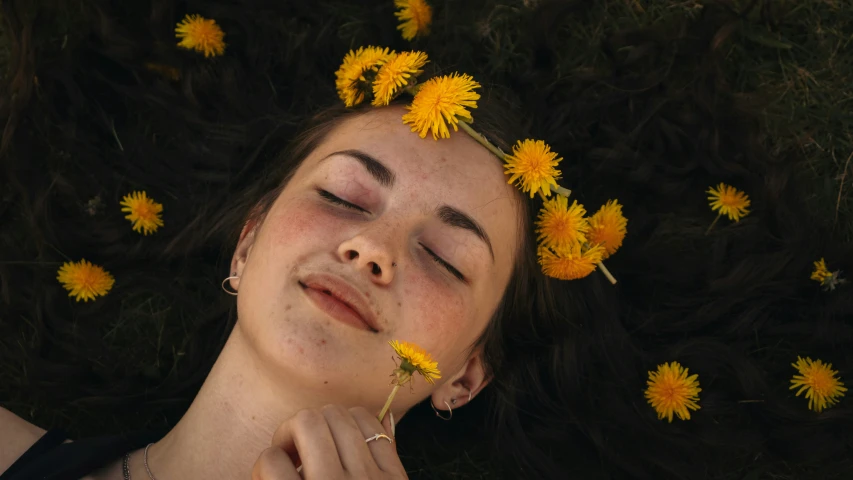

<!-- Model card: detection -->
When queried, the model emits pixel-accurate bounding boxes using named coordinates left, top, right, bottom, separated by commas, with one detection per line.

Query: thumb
left=271, top=416, right=302, bottom=468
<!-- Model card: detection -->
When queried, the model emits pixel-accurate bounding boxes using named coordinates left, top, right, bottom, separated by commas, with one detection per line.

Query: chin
left=237, top=293, right=374, bottom=384
left=233, top=307, right=415, bottom=413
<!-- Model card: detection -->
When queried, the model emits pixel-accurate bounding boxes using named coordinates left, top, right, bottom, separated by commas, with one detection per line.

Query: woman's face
left=231, top=105, right=522, bottom=413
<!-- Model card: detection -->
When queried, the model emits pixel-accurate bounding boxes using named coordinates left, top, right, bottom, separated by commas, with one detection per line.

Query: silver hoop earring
left=430, top=399, right=452, bottom=421
left=221, top=273, right=239, bottom=296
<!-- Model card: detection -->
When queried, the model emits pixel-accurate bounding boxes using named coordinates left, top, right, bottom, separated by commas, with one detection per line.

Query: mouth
left=298, top=275, right=380, bottom=333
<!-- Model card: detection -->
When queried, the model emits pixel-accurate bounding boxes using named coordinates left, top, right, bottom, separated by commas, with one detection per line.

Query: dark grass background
left=1, top=0, right=852, bottom=478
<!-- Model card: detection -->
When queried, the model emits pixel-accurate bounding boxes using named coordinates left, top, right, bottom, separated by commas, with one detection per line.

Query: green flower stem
left=403, top=83, right=423, bottom=96
left=582, top=241, right=616, bottom=285
left=458, top=121, right=507, bottom=161
left=551, top=185, right=572, bottom=197
left=377, top=384, right=400, bottom=424
left=705, top=213, right=721, bottom=235
left=597, top=261, right=616, bottom=285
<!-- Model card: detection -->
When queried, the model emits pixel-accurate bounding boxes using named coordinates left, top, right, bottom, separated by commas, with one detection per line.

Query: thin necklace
left=121, top=444, right=157, bottom=480
left=143, top=443, right=158, bottom=480
left=122, top=452, right=130, bottom=480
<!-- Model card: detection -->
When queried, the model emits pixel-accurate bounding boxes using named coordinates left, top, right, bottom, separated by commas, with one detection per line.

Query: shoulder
left=0, top=406, right=47, bottom=475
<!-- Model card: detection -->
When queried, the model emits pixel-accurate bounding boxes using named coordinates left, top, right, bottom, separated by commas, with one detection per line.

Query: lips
left=298, top=273, right=381, bottom=333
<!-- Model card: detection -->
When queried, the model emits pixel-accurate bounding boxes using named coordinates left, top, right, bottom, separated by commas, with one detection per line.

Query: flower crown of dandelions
left=335, top=46, right=628, bottom=283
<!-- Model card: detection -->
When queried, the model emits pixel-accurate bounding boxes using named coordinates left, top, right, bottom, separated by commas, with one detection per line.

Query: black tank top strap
left=1, top=429, right=68, bottom=479
left=1, top=429, right=162, bottom=480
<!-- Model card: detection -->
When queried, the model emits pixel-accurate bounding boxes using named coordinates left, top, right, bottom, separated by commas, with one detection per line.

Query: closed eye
left=420, top=243, right=465, bottom=282
left=317, top=189, right=369, bottom=213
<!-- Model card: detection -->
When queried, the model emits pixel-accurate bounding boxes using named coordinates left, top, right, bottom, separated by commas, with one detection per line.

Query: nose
left=337, top=233, right=396, bottom=285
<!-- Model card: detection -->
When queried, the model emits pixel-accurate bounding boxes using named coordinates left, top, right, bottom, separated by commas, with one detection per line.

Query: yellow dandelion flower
left=587, top=200, right=628, bottom=258
left=57, top=259, right=115, bottom=302
left=811, top=258, right=833, bottom=283
left=335, top=46, right=395, bottom=107
left=175, top=14, right=226, bottom=58
left=401, top=73, right=480, bottom=140
left=707, top=183, right=751, bottom=222
left=644, top=361, right=701, bottom=423
left=536, top=195, right=588, bottom=250
left=537, top=243, right=604, bottom=280
left=120, top=191, right=164, bottom=235
left=394, top=0, right=433, bottom=41
left=504, top=139, right=563, bottom=199
left=371, top=51, right=429, bottom=107
left=809, top=258, right=847, bottom=291
left=790, top=356, right=847, bottom=413
left=378, top=340, right=441, bottom=423
left=389, top=340, right=441, bottom=385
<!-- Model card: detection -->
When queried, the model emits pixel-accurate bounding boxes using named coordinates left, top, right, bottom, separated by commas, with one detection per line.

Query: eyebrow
left=330, top=149, right=495, bottom=262
left=436, top=205, right=495, bottom=262
left=333, top=149, right=395, bottom=188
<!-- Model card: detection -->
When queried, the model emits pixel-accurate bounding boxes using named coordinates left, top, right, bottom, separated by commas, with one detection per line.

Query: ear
left=227, top=219, right=259, bottom=292
left=429, top=350, right=491, bottom=412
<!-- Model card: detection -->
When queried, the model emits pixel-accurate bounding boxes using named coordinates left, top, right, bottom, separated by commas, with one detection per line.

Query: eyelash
left=318, top=189, right=465, bottom=282
left=421, top=243, right=465, bottom=282
left=317, top=189, right=368, bottom=213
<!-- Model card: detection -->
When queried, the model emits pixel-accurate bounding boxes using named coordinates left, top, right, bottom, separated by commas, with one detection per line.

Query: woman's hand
left=251, top=405, right=408, bottom=480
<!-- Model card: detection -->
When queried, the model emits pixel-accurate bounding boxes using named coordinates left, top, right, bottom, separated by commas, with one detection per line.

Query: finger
left=271, top=409, right=343, bottom=478
left=252, top=447, right=301, bottom=480
left=320, top=405, right=377, bottom=476
left=350, top=407, right=406, bottom=474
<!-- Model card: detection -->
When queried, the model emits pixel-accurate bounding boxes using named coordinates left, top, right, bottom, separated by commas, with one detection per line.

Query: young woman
left=2, top=97, right=534, bottom=478
left=1, top=1, right=851, bottom=479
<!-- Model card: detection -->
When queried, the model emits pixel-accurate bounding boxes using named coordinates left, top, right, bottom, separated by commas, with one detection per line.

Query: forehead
left=302, top=104, right=523, bottom=271
left=322, top=106, right=510, bottom=195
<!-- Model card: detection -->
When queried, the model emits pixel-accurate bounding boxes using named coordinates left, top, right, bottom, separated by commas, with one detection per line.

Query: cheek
left=263, top=197, right=337, bottom=250
left=402, top=271, right=473, bottom=361
left=240, top=197, right=339, bottom=319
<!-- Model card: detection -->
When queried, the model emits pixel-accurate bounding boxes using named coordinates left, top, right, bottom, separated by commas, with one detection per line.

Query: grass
left=725, top=0, right=853, bottom=238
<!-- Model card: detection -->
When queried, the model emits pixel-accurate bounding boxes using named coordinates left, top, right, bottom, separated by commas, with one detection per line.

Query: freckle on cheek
left=411, top=276, right=465, bottom=337
left=268, top=202, right=330, bottom=247
left=285, top=304, right=291, bottom=311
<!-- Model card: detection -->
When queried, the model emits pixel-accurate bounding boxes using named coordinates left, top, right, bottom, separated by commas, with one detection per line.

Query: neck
left=133, top=326, right=325, bottom=480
